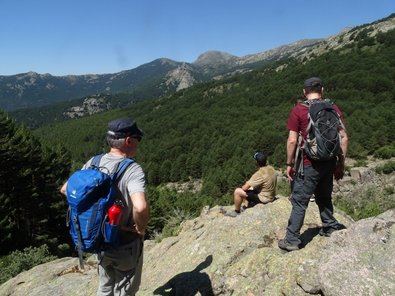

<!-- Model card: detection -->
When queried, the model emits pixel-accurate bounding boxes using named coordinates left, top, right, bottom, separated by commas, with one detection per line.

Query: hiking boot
left=319, top=223, right=347, bottom=237
left=224, top=210, right=240, bottom=218
left=278, top=239, right=300, bottom=252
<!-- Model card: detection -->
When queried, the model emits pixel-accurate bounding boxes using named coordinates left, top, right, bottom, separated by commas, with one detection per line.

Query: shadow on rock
left=300, top=227, right=320, bottom=248
left=153, top=255, right=214, bottom=296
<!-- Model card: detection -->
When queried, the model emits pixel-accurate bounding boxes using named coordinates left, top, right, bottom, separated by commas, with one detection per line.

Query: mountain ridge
left=2, top=13, right=394, bottom=113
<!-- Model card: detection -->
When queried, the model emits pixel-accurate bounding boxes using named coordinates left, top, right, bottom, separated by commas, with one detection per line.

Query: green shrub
left=374, top=145, right=395, bottom=159
left=334, top=185, right=395, bottom=220
left=146, top=186, right=230, bottom=239
left=161, top=208, right=194, bottom=239
left=354, top=159, right=367, bottom=167
left=375, top=161, right=395, bottom=174
left=348, top=142, right=368, bottom=160
left=276, top=179, right=291, bottom=197
left=0, top=245, right=56, bottom=284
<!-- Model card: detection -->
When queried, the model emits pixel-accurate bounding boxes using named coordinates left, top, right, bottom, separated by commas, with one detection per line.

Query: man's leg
left=114, top=239, right=144, bottom=296
left=284, top=166, right=319, bottom=246
left=97, top=258, right=116, bottom=296
left=315, top=161, right=346, bottom=235
left=233, top=188, right=247, bottom=212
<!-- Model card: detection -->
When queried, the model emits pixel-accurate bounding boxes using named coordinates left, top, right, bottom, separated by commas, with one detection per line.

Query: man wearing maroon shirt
left=278, top=77, right=349, bottom=252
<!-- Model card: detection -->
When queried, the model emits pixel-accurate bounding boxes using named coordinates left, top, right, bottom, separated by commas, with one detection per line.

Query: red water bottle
left=108, top=202, right=123, bottom=225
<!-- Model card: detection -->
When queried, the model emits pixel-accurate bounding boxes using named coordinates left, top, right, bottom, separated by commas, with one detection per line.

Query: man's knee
left=234, top=188, right=247, bottom=197
left=291, top=190, right=310, bottom=209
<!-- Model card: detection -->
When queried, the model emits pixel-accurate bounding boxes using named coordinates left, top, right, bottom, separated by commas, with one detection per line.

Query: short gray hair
left=106, top=135, right=126, bottom=149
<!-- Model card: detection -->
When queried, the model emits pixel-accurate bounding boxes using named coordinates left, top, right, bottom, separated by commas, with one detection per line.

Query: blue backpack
left=66, top=154, right=134, bottom=267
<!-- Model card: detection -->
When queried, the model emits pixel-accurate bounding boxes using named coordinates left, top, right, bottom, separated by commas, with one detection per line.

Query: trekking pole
left=294, top=133, right=303, bottom=177
left=73, top=217, right=85, bottom=269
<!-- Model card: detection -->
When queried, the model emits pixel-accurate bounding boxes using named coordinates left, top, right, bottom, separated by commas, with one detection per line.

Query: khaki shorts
left=246, top=190, right=274, bottom=205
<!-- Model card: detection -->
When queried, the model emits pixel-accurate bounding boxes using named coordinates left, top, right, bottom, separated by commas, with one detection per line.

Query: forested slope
left=0, top=111, right=71, bottom=255
left=35, top=29, right=395, bottom=198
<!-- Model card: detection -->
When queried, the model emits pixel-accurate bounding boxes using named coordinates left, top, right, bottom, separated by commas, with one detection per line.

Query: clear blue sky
left=1, top=0, right=394, bottom=76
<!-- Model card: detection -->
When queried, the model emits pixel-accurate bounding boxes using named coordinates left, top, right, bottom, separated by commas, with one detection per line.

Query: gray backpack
left=303, top=99, right=343, bottom=161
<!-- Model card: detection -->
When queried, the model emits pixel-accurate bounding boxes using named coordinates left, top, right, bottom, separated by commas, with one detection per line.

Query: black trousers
left=285, top=160, right=341, bottom=245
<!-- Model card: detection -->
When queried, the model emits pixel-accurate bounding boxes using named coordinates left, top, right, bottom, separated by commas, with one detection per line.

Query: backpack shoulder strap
left=112, top=158, right=135, bottom=182
left=324, top=98, right=334, bottom=105
left=90, top=154, right=104, bottom=168
left=303, top=100, right=314, bottom=134
left=300, top=100, right=310, bottom=108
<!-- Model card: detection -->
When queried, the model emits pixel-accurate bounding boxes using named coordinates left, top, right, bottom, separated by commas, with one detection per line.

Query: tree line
left=0, top=111, right=71, bottom=255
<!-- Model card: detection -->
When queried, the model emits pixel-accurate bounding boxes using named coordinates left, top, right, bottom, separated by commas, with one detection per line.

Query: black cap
left=304, top=77, right=323, bottom=89
left=253, top=151, right=267, bottom=164
left=107, top=117, right=143, bottom=138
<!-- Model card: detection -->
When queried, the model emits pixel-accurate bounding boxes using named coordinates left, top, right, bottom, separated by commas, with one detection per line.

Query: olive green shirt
left=247, top=165, right=277, bottom=202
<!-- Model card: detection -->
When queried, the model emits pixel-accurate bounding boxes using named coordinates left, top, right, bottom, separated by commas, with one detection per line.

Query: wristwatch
left=286, top=163, right=293, bottom=166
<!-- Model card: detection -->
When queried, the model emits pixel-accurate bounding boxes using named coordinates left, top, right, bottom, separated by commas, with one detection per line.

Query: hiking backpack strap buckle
left=90, top=154, right=104, bottom=168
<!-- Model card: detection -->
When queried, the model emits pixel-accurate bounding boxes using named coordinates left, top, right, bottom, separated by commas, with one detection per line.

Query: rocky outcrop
left=291, top=13, right=395, bottom=62
left=238, top=39, right=323, bottom=66
left=164, top=63, right=196, bottom=91
left=333, top=158, right=395, bottom=216
left=302, top=209, right=395, bottom=296
left=63, top=95, right=111, bottom=119
left=2, top=197, right=394, bottom=296
left=0, top=257, right=98, bottom=296
left=164, top=178, right=203, bottom=193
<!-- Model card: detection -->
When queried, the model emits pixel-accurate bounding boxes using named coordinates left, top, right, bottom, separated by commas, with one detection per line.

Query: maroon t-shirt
left=287, top=101, right=344, bottom=166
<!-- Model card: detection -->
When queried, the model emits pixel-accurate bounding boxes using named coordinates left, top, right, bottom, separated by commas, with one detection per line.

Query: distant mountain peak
left=153, top=58, right=179, bottom=66
left=194, top=50, right=238, bottom=66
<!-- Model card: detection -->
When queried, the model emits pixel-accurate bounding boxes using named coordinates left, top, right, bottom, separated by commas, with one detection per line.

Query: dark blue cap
left=304, top=77, right=323, bottom=89
left=107, top=117, right=143, bottom=138
left=253, top=151, right=267, bottom=163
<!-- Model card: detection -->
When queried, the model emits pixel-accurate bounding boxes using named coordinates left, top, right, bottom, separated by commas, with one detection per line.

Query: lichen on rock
left=1, top=198, right=394, bottom=296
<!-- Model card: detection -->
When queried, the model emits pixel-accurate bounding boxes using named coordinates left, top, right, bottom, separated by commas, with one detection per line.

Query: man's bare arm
left=339, top=129, right=348, bottom=157
left=130, top=192, right=149, bottom=236
left=286, top=131, right=298, bottom=181
left=286, top=131, right=298, bottom=165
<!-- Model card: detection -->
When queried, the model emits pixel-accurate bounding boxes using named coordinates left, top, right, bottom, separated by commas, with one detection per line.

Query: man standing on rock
left=61, top=117, right=149, bottom=295
left=278, top=77, right=348, bottom=252
left=225, top=151, right=277, bottom=217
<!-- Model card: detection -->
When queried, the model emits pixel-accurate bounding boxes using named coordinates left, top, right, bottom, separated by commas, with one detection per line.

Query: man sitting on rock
left=225, top=152, right=277, bottom=217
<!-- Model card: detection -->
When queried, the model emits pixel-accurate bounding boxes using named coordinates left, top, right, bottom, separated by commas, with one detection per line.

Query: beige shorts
left=246, top=190, right=274, bottom=204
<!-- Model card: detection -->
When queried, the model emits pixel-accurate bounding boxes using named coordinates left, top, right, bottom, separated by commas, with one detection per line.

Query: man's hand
left=134, top=224, right=146, bottom=237
left=122, top=224, right=146, bottom=237
left=286, top=166, right=295, bottom=182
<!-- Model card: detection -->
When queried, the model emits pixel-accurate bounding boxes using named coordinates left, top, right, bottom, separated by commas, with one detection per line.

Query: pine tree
left=0, top=110, right=71, bottom=255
